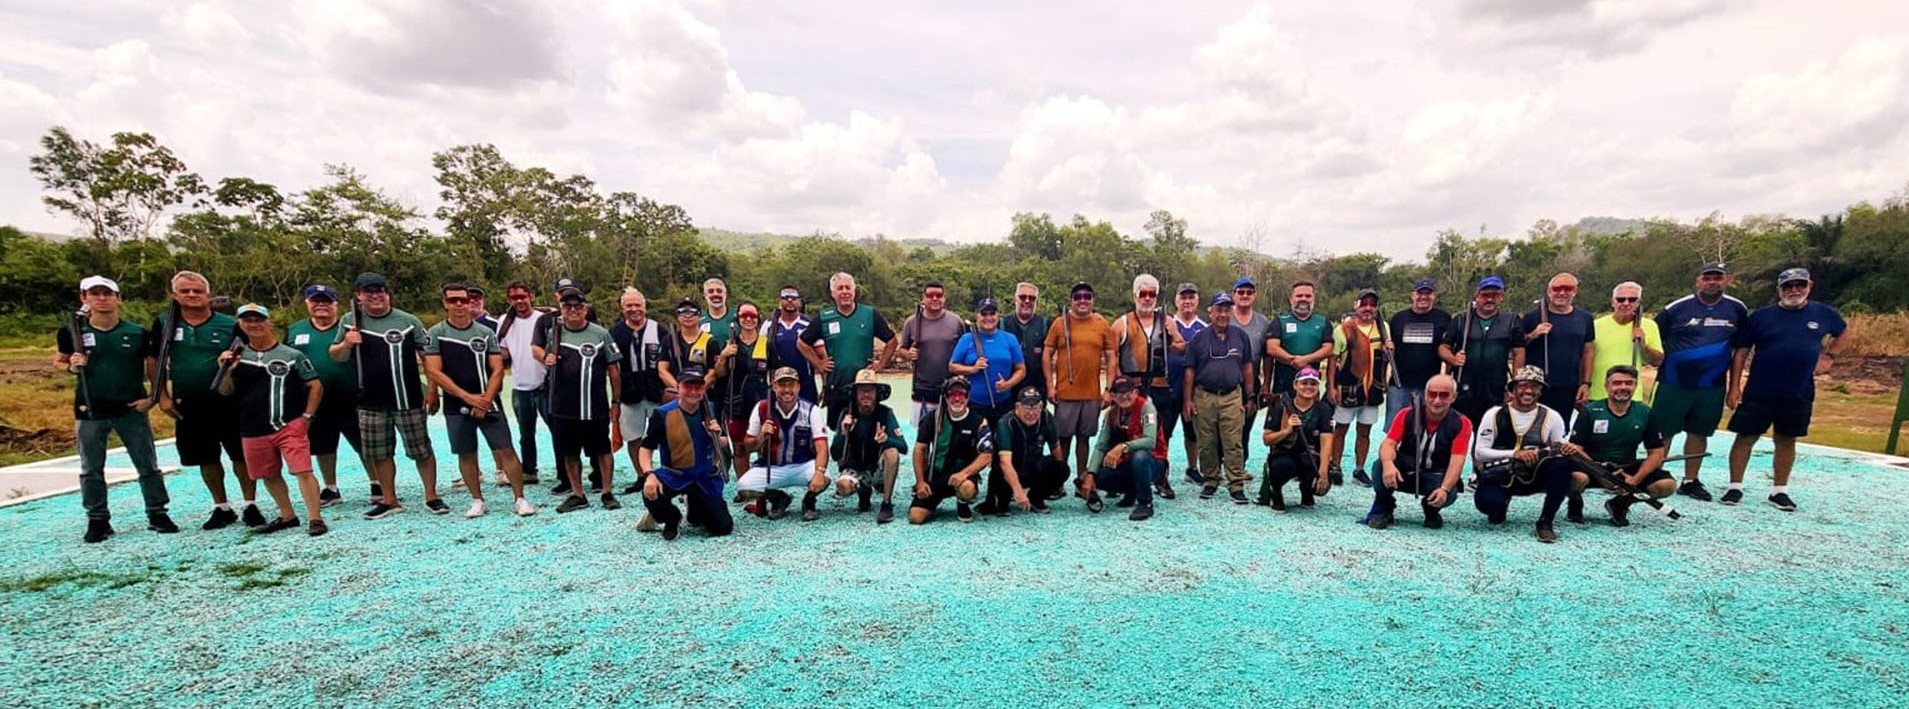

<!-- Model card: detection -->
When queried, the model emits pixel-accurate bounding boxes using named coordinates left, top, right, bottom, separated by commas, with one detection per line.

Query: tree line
left=4, top=125, right=1907, bottom=334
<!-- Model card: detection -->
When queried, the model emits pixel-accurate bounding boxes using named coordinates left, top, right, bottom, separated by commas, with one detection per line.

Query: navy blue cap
left=352, top=272, right=388, bottom=291
left=1476, top=276, right=1506, bottom=291
left=1412, top=278, right=1436, bottom=292
left=304, top=284, right=339, bottom=301
left=678, top=365, right=707, bottom=384
left=1700, top=262, right=1729, bottom=276
left=1233, top=277, right=1256, bottom=290
left=1778, top=267, right=1811, bottom=285
left=1211, top=291, right=1235, bottom=307
left=975, top=297, right=999, bottom=313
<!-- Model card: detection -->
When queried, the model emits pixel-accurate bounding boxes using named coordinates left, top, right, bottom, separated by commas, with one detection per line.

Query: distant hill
left=697, top=227, right=958, bottom=254
left=1570, top=216, right=1654, bottom=236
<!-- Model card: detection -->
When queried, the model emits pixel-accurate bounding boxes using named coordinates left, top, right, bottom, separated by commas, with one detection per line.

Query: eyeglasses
left=1424, top=390, right=1454, bottom=400
left=1071, top=293, right=1094, bottom=302
left=360, top=286, right=388, bottom=294
left=924, top=293, right=945, bottom=299
left=443, top=297, right=470, bottom=304
left=175, top=288, right=207, bottom=295
left=560, top=302, right=587, bottom=310
left=1613, top=297, right=1639, bottom=303
left=1017, top=295, right=1037, bottom=302
left=945, top=390, right=970, bottom=399
left=1234, top=288, right=1255, bottom=295
left=1551, top=285, right=1577, bottom=293
left=1780, top=282, right=1809, bottom=291
left=1137, top=290, right=1158, bottom=298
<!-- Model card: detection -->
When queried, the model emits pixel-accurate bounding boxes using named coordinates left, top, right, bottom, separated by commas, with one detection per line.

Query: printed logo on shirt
left=82, top=332, right=97, bottom=348
left=267, top=360, right=292, bottom=377
left=1807, top=321, right=1820, bottom=330
left=578, top=343, right=600, bottom=357
left=468, top=337, right=489, bottom=353
left=1284, top=322, right=1298, bottom=334
left=1401, top=323, right=1435, bottom=345
left=383, top=330, right=407, bottom=345
left=827, top=322, right=842, bottom=335
left=293, top=333, right=310, bottom=345
left=1593, top=420, right=1609, bottom=434
left=173, top=327, right=185, bottom=341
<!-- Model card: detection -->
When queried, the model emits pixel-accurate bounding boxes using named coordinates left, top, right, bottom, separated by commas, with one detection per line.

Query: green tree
left=28, top=127, right=205, bottom=251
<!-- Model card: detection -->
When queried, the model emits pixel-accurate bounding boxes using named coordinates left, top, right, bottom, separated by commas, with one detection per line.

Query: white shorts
left=619, top=401, right=658, bottom=443
left=739, top=462, right=818, bottom=492
left=1333, top=405, right=1383, bottom=426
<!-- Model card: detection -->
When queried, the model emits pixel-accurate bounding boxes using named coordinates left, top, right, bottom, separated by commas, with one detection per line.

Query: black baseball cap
left=1699, top=262, right=1729, bottom=276
left=674, top=298, right=699, bottom=316
left=1109, top=376, right=1138, bottom=394
left=975, top=297, right=999, bottom=314
left=353, top=272, right=389, bottom=291
left=678, top=365, right=707, bottom=384
left=1016, top=387, right=1044, bottom=406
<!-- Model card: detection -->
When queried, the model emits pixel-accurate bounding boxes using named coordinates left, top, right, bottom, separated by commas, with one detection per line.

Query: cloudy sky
left=3, top=0, right=1907, bottom=260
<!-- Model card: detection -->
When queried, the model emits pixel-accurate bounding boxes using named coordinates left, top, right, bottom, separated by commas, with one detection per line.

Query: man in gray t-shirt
left=896, top=280, right=967, bottom=424
left=1228, top=277, right=1272, bottom=460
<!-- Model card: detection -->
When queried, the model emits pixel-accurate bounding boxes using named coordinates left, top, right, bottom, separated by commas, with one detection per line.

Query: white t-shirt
left=1472, top=404, right=1567, bottom=464
left=748, top=400, right=830, bottom=466
left=497, top=309, right=549, bottom=391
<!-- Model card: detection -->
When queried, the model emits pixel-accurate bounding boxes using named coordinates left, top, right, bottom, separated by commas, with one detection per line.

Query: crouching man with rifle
left=1566, top=365, right=1681, bottom=527
left=1258, top=367, right=1334, bottom=513
left=1472, top=366, right=1582, bottom=543
left=1369, top=374, right=1471, bottom=530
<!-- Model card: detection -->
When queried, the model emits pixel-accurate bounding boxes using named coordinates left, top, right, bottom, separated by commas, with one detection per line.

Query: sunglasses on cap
left=779, top=293, right=800, bottom=300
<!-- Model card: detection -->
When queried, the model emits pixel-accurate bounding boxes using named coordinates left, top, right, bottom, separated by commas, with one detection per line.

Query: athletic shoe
left=202, top=507, right=238, bottom=530
left=1678, top=479, right=1712, bottom=501
left=1535, top=523, right=1558, bottom=543
left=147, top=514, right=179, bottom=534
left=240, top=505, right=268, bottom=528
left=492, top=470, right=509, bottom=486
left=83, top=519, right=114, bottom=543
left=1230, top=490, right=1249, bottom=505
left=307, top=519, right=329, bottom=537
left=768, top=492, right=791, bottom=519
left=877, top=502, right=895, bottom=524
left=1367, top=512, right=1393, bottom=530
left=661, top=518, right=681, bottom=541
left=1422, top=507, right=1444, bottom=529
left=1352, top=468, right=1372, bottom=487
left=450, top=478, right=466, bottom=490
left=364, top=502, right=403, bottom=520
left=1566, top=494, right=1585, bottom=524
left=1116, top=495, right=1136, bottom=509
left=1031, top=499, right=1052, bottom=514
left=1486, top=512, right=1506, bottom=525
left=1768, top=492, right=1797, bottom=512
left=1328, top=464, right=1344, bottom=487
left=857, top=486, right=873, bottom=513
left=1720, top=488, right=1743, bottom=506
left=1269, top=490, right=1288, bottom=513
left=514, top=498, right=538, bottom=516
left=802, top=505, right=820, bottom=523
left=1045, top=488, right=1066, bottom=501
left=1129, top=503, right=1154, bottom=521
left=621, top=482, right=643, bottom=495
left=556, top=495, right=589, bottom=514
left=521, top=473, right=540, bottom=485
left=318, top=488, right=341, bottom=508
left=956, top=503, right=974, bottom=523
left=1200, top=485, right=1218, bottom=500
left=1184, top=468, right=1204, bottom=485
left=551, top=480, right=573, bottom=496
left=425, top=499, right=451, bottom=515
left=368, top=482, right=384, bottom=501
left=1156, top=479, right=1177, bottom=500
left=465, top=500, right=487, bottom=518
left=1605, top=497, right=1631, bottom=527
left=601, top=493, right=623, bottom=511
left=255, top=516, right=300, bottom=534
left=1085, top=492, right=1104, bottom=514
left=975, top=501, right=1000, bottom=516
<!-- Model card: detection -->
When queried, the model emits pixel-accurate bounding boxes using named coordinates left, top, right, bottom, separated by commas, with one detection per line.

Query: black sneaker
left=1352, top=468, right=1372, bottom=488
left=1566, top=494, right=1585, bottom=524
left=1184, top=468, right=1204, bottom=486
left=147, top=513, right=180, bottom=534
left=1230, top=490, right=1249, bottom=505
left=255, top=515, right=301, bottom=534
left=1535, top=523, right=1558, bottom=543
left=1678, top=479, right=1712, bottom=501
left=1767, top=492, right=1797, bottom=512
left=857, top=486, right=874, bottom=513
left=1116, top=495, right=1136, bottom=509
left=364, top=502, right=403, bottom=520
left=240, top=505, right=268, bottom=528
left=1156, top=479, right=1177, bottom=500
left=1605, top=497, right=1631, bottom=527
left=368, top=482, right=384, bottom=502
left=661, top=519, right=681, bottom=541
left=802, top=496, right=820, bottom=522
left=975, top=501, right=1000, bottom=516
left=1720, top=488, right=1743, bottom=506
left=202, top=507, right=239, bottom=530
left=425, top=499, right=451, bottom=515
left=521, top=473, right=540, bottom=486
left=877, top=501, right=895, bottom=524
left=1422, top=506, right=1444, bottom=529
left=1045, top=487, right=1066, bottom=501
left=601, top=493, right=623, bottom=511
left=319, top=488, right=342, bottom=508
left=308, top=519, right=330, bottom=537
left=84, top=519, right=115, bottom=543
left=1299, top=488, right=1316, bottom=508
left=621, top=482, right=643, bottom=495
left=1085, top=492, right=1105, bottom=514
left=1129, top=503, right=1154, bottom=521
left=1367, top=512, right=1393, bottom=530
left=556, top=495, right=590, bottom=514
left=551, top=480, right=573, bottom=496
left=1269, top=490, right=1288, bottom=513
left=1328, top=465, right=1344, bottom=486
left=1031, top=499, right=1051, bottom=514
left=956, top=503, right=975, bottom=523
left=1200, top=485, right=1218, bottom=500
left=1487, top=512, right=1506, bottom=525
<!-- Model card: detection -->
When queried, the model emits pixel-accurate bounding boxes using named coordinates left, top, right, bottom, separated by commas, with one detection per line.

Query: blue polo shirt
left=1186, top=325, right=1248, bottom=393
left=950, top=327, right=1025, bottom=408
left=1655, top=293, right=1748, bottom=389
left=1737, top=302, right=1845, bottom=400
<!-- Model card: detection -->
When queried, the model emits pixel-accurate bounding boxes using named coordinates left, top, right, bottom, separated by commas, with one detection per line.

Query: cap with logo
left=79, top=275, right=119, bottom=293
left=1233, top=276, right=1257, bottom=290
left=677, top=365, right=708, bottom=384
left=1211, top=291, right=1235, bottom=308
left=1778, top=267, right=1812, bottom=285
left=353, top=272, right=389, bottom=291
left=1699, top=262, right=1730, bottom=276
left=975, top=297, right=999, bottom=314
left=851, top=368, right=892, bottom=399
left=303, top=284, right=338, bottom=302
left=1109, top=376, right=1138, bottom=394
left=1412, top=278, right=1436, bottom=292
left=1016, top=386, right=1045, bottom=405
left=1355, top=288, right=1379, bottom=303
left=1296, top=367, right=1322, bottom=383
left=236, top=303, right=270, bottom=319
left=942, top=376, right=972, bottom=393
left=1070, top=281, right=1094, bottom=295
left=553, top=277, right=584, bottom=302
left=1476, top=276, right=1506, bottom=292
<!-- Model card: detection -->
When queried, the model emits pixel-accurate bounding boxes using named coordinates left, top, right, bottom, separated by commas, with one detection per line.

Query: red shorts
left=244, top=419, right=313, bottom=480
left=727, top=418, right=751, bottom=447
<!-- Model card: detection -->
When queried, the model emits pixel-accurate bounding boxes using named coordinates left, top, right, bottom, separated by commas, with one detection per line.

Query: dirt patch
left=1825, top=355, right=1904, bottom=394
left=0, top=424, right=74, bottom=457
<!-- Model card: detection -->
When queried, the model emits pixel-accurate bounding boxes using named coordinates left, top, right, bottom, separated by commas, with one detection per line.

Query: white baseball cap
left=79, top=275, right=120, bottom=293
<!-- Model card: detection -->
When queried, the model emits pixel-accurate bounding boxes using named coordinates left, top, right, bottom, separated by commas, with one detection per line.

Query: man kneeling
left=741, top=368, right=830, bottom=521
left=1472, top=366, right=1584, bottom=543
left=1081, top=377, right=1164, bottom=521
left=1569, top=365, right=1673, bottom=527
left=1369, top=375, right=1470, bottom=530
left=831, top=369, right=908, bottom=523
left=636, top=366, right=734, bottom=540
left=910, top=377, right=993, bottom=524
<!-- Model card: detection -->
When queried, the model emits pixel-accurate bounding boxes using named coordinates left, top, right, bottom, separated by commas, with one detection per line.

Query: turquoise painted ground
left=4, top=385, right=1907, bottom=708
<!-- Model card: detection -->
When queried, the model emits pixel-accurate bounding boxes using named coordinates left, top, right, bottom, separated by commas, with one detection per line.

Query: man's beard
left=1292, top=304, right=1312, bottom=317
left=1780, top=294, right=1807, bottom=308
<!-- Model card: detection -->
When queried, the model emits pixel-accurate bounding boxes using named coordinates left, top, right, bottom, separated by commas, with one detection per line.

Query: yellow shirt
left=1590, top=313, right=1662, bottom=401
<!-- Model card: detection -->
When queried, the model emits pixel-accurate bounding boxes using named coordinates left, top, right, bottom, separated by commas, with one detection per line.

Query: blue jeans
left=1383, top=385, right=1420, bottom=434
left=511, top=389, right=554, bottom=476
left=78, top=412, right=169, bottom=520
left=1369, top=460, right=1456, bottom=515
left=1096, top=451, right=1160, bottom=506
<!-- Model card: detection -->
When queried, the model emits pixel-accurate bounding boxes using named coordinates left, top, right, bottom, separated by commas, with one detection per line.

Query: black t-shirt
left=1263, top=396, right=1335, bottom=457
left=1442, top=309, right=1525, bottom=395
left=1389, top=308, right=1452, bottom=389
left=1521, top=307, right=1596, bottom=388
left=917, top=410, right=993, bottom=483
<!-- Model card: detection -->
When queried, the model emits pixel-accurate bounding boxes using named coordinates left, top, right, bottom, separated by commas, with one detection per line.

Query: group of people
left=55, top=261, right=1847, bottom=544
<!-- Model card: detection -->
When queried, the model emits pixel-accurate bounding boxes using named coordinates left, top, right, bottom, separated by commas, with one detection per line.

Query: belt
left=1197, top=385, right=1239, bottom=396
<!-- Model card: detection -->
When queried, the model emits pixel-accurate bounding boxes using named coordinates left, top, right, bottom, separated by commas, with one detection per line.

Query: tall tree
left=28, top=127, right=205, bottom=250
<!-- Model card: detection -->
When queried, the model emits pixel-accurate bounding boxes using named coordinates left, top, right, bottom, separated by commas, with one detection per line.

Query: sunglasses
left=1614, top=297, right=1639, bottom=303
left=1424, top=390, right=1454, bottom=400
left=1234, top=288, right=1255, bottom=295
left=779, top=294, right=800, bottom=300
left=945, top=390, right=970, bottom=398
left=1780, top=282, right=1809, bottom=291
left=1017, top=295, right=1037, bottom=302
left=1137, top=290, right=1158, bottom=298
left=1551, top=285, right=1577, bottom=293
left=738, top=311, right=760, bottom=319
left=1071, top=293, right=1094, bottom=302
left=924, top=292, right=945, bottom=299
left=443, top=296, right=470, bottom=304
left=560, top=302, right=587, bottom=310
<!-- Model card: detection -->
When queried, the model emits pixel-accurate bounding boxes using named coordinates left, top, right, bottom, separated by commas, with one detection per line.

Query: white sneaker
left=635, top=512, right=658, bottom=531
left=513, top=497, right=537, bottom=517
left=465, top=500, right=487, bottom=518
left=492, top=470, right=508, bottom=486
left=450, top=478, right=467, bottom=490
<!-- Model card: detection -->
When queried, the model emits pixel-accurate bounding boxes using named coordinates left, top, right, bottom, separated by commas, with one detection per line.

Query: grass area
left=1840, top=312, right=1909, bottom=358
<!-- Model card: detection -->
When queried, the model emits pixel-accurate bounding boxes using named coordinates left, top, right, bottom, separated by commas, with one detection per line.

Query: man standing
left=740, top=368, right=831, bottom=521
left=636, top=365, right=734, bottom=540
left=949, top=296, right=1025, bottom=426
left=1522, top=273, right=1596, bottom=421
left=57, top=275, right=176, bottom=543
left=1722, top=269, right=1847, bottom=512
left=1165, top=283, right=1209, bottom=487
left=534, top=283, right=624, bottom=514
left=424, top=283, right=534, bottom=518
left=1109, top=274, right=1185, bottom=500
left=469, top=286, right=500, bottom=332
left=714, top=301, right=771, bottom=483
left=1082, top=377, right=1164, bottom=521
left=1472, top=367, right=1582, bottom=543
left=700, top=278, right=739, bottom=344
left=1652, top=263, right=1748, bottom=502
left=768, top=285, right=818, bottom=402
left=217, top=304, right=328, bottom=536
left=330, top=272, right=441, bottom=519
left=1002, top=282, right=1051, bottom=403
left=909, top=377, right=993, bottom=524
left=896, top=280, right=966, bottom=424
left=612, top=288, right=670, bottom=495
left=1329, top=289, right=1389, bottom=487
left=1227, top=278, right=1274, bottom=469
left=1385, top=278, right=1451, bottom=429
left=155, top=271, right=259, bottom=529
left=1570, top=365, right=1672, bottom=527
left=800, top=272, right=899, bottom=428
left=1441, top=276, right=1526, bottom=425
left=1259, top=367, right=1334, bottom=512
left=1368, top=375, right=1470, bottom=531
left=1044, top=282, right=1116, bottom=494
left=287, top=284, right=364, bottom=507
left=497, top=280, right=555, bottom=485
left=1589, top=282, right=1664, bottom=403
left=1185, top=292, right=1253, bottom=503
left=1263, top=280, right=1323, bottom=477
left=982, top=386, right=1068, bottom=516
left=830, top=370, right=908, bottom=522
